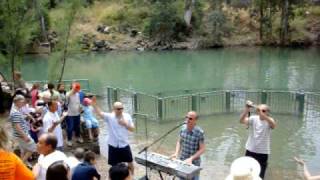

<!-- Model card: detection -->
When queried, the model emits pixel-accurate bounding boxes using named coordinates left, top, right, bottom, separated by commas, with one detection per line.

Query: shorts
left=16, top=136, right=37, bottom=153
left=108, top=145, right=133, bottom=166
left=84, top=118, right=99, bottom=129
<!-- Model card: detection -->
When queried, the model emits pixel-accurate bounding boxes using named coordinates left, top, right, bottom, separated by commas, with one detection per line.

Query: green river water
left=1, top=47, right=320, bottom=179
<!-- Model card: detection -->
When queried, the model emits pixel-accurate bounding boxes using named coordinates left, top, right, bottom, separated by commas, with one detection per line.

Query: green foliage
left=207, top=10, right=228, bottom=45
left=143, top=0, right=187, bottom=43
left=0, top=0, right=38, bottom=78
left=100, top=2, right=150, bottom=29
left=47, top=0, right=82, bottom=81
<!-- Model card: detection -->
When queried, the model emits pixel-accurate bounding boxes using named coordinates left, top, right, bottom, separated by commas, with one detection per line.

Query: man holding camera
left=240, top=101, right=276, bottom=179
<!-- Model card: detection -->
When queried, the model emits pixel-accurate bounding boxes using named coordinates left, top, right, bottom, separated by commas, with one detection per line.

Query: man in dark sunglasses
left=91, top=97, right=135, bottom=175
left=240, top=101, right=276, bottom=179
left=171, top=111, right=205, bottom=180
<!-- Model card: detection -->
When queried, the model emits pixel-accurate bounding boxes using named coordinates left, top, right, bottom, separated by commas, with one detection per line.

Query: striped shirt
left=179, top=125, right=204, bottom=166
left=245, top=115, right=272, bottom=154
left=10, top=106, right=30, bottom=138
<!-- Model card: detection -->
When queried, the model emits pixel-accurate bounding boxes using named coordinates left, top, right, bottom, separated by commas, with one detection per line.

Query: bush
left=143, top=0, right=187, bottom=43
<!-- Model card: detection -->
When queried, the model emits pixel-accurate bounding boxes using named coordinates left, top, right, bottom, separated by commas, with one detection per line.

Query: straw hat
left=225, top=157, right=262, bottom=180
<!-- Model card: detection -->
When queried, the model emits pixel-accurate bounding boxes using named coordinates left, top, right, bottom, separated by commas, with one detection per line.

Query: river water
left=1, top=47, right=320, bottom=179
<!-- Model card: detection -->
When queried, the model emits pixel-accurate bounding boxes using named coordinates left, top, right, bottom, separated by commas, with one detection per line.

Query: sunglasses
left=185, top=116, right=194, bottom=120
left=116, top=108, right=123, bottom=111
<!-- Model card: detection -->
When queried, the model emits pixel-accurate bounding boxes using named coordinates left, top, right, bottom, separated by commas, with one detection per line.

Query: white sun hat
left=225, top=156, right=262, bottom=180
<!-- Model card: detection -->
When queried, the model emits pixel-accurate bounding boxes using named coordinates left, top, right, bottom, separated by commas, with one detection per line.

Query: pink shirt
left=31, top=89, right=39, bottom=107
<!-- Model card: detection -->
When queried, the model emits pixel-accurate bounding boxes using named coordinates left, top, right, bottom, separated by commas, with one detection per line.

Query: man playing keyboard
left=171, top=111, right=205, bottom=180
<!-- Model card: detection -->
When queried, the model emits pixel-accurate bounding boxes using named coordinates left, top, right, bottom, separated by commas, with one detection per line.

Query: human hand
left=92, top=96, right=97, bottom=106
left=246, top=100, right=254, bottom=108
left=62, top=111, right=68, bottom=117
left=24, top=136, right=31, bottom=143
left=170, top=153, right=178, bottom=160
left=184, top=157, right=193, bottom=165
left=294, top=157, right=305, bottom=165
left=118, top=117, right=128, bottom=127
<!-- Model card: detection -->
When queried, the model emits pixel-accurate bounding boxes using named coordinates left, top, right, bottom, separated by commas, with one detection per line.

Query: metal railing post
left=133, top=93, right=138, bottom=113
left=113, top=88, right=119, bottom=102
left=158, top=98, right=163, bottom=121
left=226, top=91, right=231, bottom=113
left=261, top=91, right=267, bottom=104
left=191, top=94, right=198, bottom=111
left=296, top=92, right=305, bottom=115
left=107, top=87, right=112, bottom=110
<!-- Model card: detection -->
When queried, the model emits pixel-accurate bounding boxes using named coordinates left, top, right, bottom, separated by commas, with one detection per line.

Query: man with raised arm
left=91, top=97, right=135, bottom=174
left=240, top=101, right=276, bottom=179
left=171, top=111, right=205, bottom=180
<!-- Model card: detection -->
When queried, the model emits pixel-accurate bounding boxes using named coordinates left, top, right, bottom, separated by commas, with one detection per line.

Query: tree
left=46, top=0, right=82, bottom=83
left=280, top=0, right=290, bottom=45
left=184, top=0, right=196, bottom=27
left=144, top=0, right=186, bottom=44
left=206, top=0, right=227, bottom=46
left=0, top=0, right=37, bottom=86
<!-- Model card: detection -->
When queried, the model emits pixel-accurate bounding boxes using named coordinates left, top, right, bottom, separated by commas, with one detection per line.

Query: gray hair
left=13, top=95, right=25, bottom=103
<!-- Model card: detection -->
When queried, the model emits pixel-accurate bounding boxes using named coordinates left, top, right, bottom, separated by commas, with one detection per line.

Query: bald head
left=113, top=102, right=124, bottom=115
left=113, top=102, right=123, bottom=109
left=187, top=111, right=198, bottom=119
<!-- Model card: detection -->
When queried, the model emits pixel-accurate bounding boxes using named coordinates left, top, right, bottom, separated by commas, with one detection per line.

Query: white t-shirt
left=42, top=111, right=64, bottom=148
left=36, top=151, right=67, bottom=180
left=66, top=91, right=80, bottom=116
left=245, top=115, right=272, bottom=154
left=102, top=112, right=134, bottom=148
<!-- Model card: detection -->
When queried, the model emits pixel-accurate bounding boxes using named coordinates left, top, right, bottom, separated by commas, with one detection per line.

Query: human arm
left=259, top=110, right=276, bottom=129
left=48, top=112, right=68, bottom=133
left=91, top=96, right=105, bottom=119
left=118, top=115, right=135, bottom=132
left=295, top=157, right=320, bottom=180
left=14, top=123, right=30, bottom=142
left=240, top=105, right=250, bottom=125
left=32, top=163, right=40, bottom=179
left=171, top=137, right=181, bottom=159
left=184, top=142, right=205, bottom=165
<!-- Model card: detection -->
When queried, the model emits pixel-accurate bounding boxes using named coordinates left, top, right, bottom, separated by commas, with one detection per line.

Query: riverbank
left=26, top=1, right=320, bottom=53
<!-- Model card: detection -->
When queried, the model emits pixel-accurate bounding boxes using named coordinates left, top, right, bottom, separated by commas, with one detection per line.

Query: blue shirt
left=179, top=125, right=204, bottom=166
left=72, top=162, right=100, bottom=180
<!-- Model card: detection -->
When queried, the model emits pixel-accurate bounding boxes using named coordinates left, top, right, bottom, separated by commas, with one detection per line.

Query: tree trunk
left=259, top=2, right=264, bottom=41
left=184, top=0, right=196, bottom=27
left=280, top=0, right=290, bottom=45
left=33, top=0, right=48, bottom=42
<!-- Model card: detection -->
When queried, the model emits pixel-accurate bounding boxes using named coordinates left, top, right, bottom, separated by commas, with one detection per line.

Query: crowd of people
left=0, top=71, right=319, bottom=180
left=0, top=76, right=132, bottom=180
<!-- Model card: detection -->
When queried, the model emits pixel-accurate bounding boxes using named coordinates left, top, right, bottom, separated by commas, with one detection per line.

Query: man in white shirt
left=32, top=133, right=68, bottom=180
left=92, top=97, right=135, bottom=174
left=42, top=101, right=67, bottom=151
left=240, top=101, right=276, bottom=179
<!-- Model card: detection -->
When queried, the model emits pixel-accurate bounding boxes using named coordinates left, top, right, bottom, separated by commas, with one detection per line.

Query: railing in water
left=103, top=86, right=318, bottom=121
